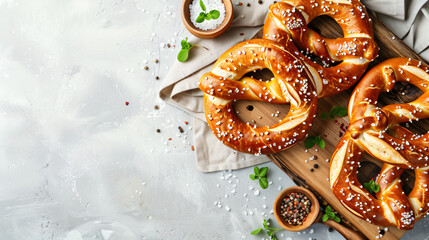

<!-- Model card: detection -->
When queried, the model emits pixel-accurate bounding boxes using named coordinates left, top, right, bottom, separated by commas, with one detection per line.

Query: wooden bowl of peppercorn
left=273, top=186, right=320, bottom=231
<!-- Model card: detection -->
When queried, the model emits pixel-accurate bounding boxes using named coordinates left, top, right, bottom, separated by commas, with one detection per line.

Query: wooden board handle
left=323, top=220, right=367, bottom=240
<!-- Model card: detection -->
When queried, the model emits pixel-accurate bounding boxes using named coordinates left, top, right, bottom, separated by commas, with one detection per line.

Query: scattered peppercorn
left=328, top=227, right=334, bottom=232
left=310, top=168, right=314, bottom=172
left=314, top=164, right=319, bottom=169
left=379, top=229, right=385, bottom=235
left=144, top=66, right=149, bottom=70
left=246, top=105, right=254, bottom=111
left=154, top=105, right=159, bottom=109
left=280, top=192, right=311, bottom=225
left=247, top=3, right=251, bottom=7
left=178, top=126, right=184, bottom=133
left=258, top=0, right=263, bottom=4
left=154, top=59, right=159, bottom=63
left=156, top=129, right=161, bottom=133
left=155, top=76, right=159, bottom=80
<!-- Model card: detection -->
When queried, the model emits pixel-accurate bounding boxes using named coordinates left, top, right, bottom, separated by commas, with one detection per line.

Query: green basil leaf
left=210, top=10, right=220, bottom=19
left=363, top=182, right=371, bottom=192
left=263, top=219, right=268, bottom=228
left=318, top=139, right=326, bottom=149
left=249, top=174, right=256, bottom=180
left=334, top=216, right=341, bottom=223
left=266, top=230, right=272, bottom=236
left=177, top=49, right=189, bottom=62
left=332, top=106, right=347, bottom=117
left=199, top=0, right=206, bottom=12
left=322, top=214, right=329, bottom=222
left=304, top=137, right=317, bottom=149
left=374, top=184, right=380, bottom=193
left=325, top=206, right=331, bottom=212
left=328, top=211, right=335, bottom=218
left=181, top=39, right=189, bottom=49
left=204, top=12, right=212, bottom=20
left=251, top=228, right=262, bottom=235
left=259, top=167, right=268, bottom=177
left=259, top=178, right=268, bottom=189
left=254, top=166, right=260, bottom=176
left=320, top=112, right=331, bottom=120
left=196, top=12, right=205, bottom=23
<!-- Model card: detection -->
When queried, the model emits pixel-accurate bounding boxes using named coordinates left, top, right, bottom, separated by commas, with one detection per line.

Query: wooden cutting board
left=233, top=13, right=428, bottom=240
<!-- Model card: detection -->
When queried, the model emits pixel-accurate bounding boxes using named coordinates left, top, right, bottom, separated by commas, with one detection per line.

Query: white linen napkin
left=159, top=0, right=427, bottom=172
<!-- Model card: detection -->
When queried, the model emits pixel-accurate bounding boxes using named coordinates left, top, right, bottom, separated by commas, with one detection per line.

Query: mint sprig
left=250, top=166, right=269, bottom=189
left=196, top=0, right=220, bottom=23
left=251, top=219, right=283, bottom=240
left=322, top=206, right=341, bottom=223
left=177, top=38, right=208, bottom=62
left=321, top=106, right=348, bottom=120
left=363, top=179, right=380, bottom=195
left=304, top=135, right=325, bottom=149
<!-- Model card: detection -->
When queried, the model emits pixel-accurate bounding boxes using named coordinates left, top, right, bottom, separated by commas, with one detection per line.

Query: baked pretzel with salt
left=199, top=0, right=378, bottom=154
left=330, top=58, right=429, bottom=229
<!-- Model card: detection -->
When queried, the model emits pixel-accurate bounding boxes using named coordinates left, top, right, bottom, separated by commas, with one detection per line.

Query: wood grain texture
left=233, top=13, right=428, bottom=240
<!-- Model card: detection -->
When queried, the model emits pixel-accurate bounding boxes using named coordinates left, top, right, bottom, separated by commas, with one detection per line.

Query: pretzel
left=199, top=39, right=318, bottom=154
left=264, top=0, right=378, bottom=98
left=199, top=0, right=378, bottom=154
left=330, top=58, right=429, bottom=229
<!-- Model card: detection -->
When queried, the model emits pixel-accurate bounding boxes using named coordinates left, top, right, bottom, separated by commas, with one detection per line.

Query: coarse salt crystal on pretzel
left=330, top=58, right=429, bottom=230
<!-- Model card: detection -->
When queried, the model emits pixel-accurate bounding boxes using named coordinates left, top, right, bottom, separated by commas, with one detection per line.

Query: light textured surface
left=0, top=0, right=428, bottom=239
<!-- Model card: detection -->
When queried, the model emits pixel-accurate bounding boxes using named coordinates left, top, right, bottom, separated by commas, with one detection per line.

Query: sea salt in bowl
left=181, top=0, right=233, bottom=39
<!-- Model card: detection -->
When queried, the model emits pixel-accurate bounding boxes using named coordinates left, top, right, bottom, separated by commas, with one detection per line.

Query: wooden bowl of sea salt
left=181, top=0, right=233, bottom=39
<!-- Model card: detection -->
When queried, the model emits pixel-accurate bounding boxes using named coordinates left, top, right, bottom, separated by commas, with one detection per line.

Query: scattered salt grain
left=189, top=0, right=226, bottom=30
left=254, top=190, right=260, bottom=196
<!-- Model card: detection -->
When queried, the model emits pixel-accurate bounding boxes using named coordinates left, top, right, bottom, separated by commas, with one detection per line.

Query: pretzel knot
left=330, top=58, right=429, bottom=229
left=199, top=0, right=378, bottom=154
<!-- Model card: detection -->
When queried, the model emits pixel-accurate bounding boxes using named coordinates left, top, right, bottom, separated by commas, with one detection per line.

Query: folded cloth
left=159, top=0, right=426, bottom=172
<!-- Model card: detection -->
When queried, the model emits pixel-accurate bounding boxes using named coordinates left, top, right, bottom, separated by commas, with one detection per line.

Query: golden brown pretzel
left=330, top=58, right=429, bottom=229
left=199, top=0, right=378, bottom=154
left=200, top=39, right=318, bottom=154
left=264, top=0, right=378, bottom=98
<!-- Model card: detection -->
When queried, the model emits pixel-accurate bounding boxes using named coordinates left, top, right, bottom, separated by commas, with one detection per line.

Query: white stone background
left=0, top=0, right=428, bottom=239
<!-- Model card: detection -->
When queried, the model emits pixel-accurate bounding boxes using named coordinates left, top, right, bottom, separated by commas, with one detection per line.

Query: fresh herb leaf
left=259, top=167, right=268, bottom=177
left=199, top=0, right=206, bottom=12
left=318, top=139, right=326, bottom=149
left=254, top=166, right=260, bottom=176
left=321, top=112, right=331, bottom=120
left=177, top=38, right=207, bottom=62
left=322, top=214, right=329, bottom=222
left=363, top=180, right=380, bottom=194
left=321, top=106, right=347, bottom=120
left=250, top=166, right=270, bottom=189
left=210, top=10, right=220, bottom=19
left=196, top=12, right=205, bottom=23
left=323, top=206, right=341, bottom=223
left=259, top=178, right=268, bottom=189
left=251, top=228, right=262, bottom=235
left=204, top=12, right=212, bottom=20
left=374, top=184, right=380, bottom=193
left=177, top=49, right=189, bottom=62
left=334, top=216, right=341, bottom=223
left=305, top=135, right=325, bottom=149
left=251, top=219, right=283, bottom=239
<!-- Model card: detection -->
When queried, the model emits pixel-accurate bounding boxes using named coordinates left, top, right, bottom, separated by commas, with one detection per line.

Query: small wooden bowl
left=273, top=186, right=320, bottom=232
left=181, top=0, right=233, bottom=39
